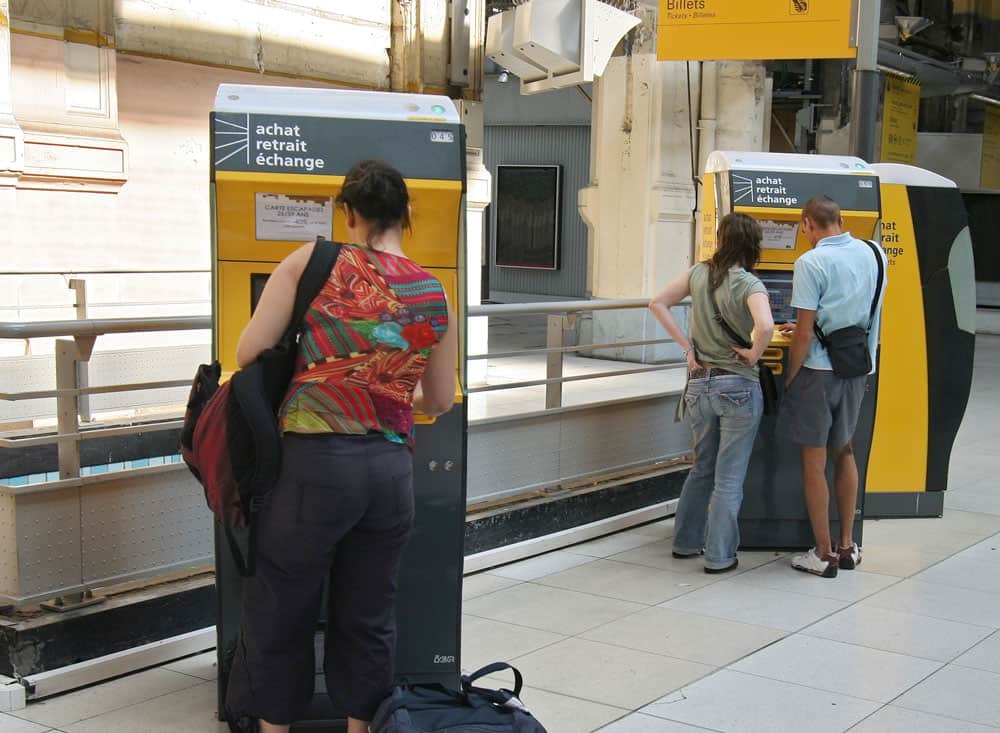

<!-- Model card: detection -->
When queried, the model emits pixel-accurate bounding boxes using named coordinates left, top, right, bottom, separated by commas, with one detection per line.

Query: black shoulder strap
left=864, top=239, right=885, bottom=331
left=709, top=282, right=753, bottom=350
left=280, top=237, right=342, bottom=344
left=813, top=239, right=886, bottom=346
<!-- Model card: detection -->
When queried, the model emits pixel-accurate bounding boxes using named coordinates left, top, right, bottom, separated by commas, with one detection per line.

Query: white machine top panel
left=871, top=163, right=957, bottom=188
left=214, top=84, right=461, bottom=124
left=706, top=151, right=875, bottom=176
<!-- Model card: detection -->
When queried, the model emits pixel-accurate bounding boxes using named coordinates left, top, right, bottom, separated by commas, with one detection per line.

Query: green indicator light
left=431, top=104, right=446, bottom=114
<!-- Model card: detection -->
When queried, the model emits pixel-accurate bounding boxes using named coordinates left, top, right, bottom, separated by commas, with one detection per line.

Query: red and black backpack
left=180, top=239, right=341, bottom=574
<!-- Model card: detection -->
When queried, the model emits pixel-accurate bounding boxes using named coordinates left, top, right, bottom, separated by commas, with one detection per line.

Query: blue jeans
left=673, top=375, right=763, bottom=569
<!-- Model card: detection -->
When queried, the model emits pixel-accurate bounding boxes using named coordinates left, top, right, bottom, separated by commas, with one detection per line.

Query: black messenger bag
left=812, top=240, right=885, bottom=379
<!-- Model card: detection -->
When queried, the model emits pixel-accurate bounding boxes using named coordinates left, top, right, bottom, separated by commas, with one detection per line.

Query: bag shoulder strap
left=708, top=279, right=753, bottom=350
left=280, top=238, right=342, bottom=344
left=813, top=238, right=885, bottom=346
left=863, top=239, right=885, bottom=331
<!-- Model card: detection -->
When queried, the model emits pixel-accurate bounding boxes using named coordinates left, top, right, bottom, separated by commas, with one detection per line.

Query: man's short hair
left=802, top=196, right=842, bottom=228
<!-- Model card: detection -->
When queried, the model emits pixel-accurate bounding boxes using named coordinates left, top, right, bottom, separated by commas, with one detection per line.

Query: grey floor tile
left=802, top=604, right=994, bottom=662
left=955, top=533, right=1000, bottom=562
left=162, top=651, right=217, bottom=681
left=641, top=670, right=879, bottom=733
left=534, top=559, right=714, bottom=605
left=731, top=561, right=900, bottom=602
left=567, top=531, right=662, bottom=559
left=582, top=606, right=785, bottom=667
left=953, top=630, right=1000, bottom=674
left=894, top=665, right=1000, bottom=727
left=461, top=615, right=565, bottom=672
left=914, top=555, right=1000, bottom=595
left=599, top=713, right=722, bottom=732
left=730, top=635, right=941, bottom=703
left=514, top=687, right=627, bottom=733
left=490, top=551, right=599, bottom=581
left=610, top=540, right=780, bottom=575
left=462, top=572, right=522, bottom=600
left=854, top=543, right=953, bottom=578
left=61, top=681, right=228, bottom=733
left=510, top=637, right=712, bottom=710
left=862, top=579, right=1000, bottom=628
left=13, top=668, right=202, bottom=729
left=0, top=711, right=50, bottom=733
left=848, top=705, right=1000, bottom=732
left=660, top=578, right=848, bottom=632
left=463, top=583, right=646, bottom=635
left=627, top=520, right=677, bottom=540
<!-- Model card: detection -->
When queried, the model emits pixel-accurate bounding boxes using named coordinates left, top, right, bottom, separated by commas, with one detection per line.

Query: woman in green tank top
left=649, top=214, right=775, bottom=573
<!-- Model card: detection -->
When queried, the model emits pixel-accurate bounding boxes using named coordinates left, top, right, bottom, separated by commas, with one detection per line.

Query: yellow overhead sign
left=657, top=0, right=858, bottom=61
left=880, top=77, right=921, bottom=164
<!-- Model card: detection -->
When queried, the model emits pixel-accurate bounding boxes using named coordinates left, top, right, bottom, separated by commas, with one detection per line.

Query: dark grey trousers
left=226, top=433, right=415, bottom=724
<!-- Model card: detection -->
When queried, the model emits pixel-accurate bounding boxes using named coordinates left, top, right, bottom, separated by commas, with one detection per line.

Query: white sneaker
left=838, top=543, right=862, bottom=570
left=791, top=548, right=839, bottom=578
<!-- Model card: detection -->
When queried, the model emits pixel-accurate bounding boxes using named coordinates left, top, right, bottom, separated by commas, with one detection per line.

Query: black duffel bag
left=371, top=663, right=547, bottom=733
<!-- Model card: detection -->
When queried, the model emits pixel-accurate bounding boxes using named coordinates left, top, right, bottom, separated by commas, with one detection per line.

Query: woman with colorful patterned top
left=227, top=160, right=457, bottom=733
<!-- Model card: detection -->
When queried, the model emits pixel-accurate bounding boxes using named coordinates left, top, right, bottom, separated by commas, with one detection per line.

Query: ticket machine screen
left=758, top=270, right=795, bottom=323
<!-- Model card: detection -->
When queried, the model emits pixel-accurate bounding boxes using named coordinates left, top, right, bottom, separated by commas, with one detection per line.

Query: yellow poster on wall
left=657, top=0, right=857, bottom=61
left=982, top=104, right=1000, bottom=190
left=880, top=77, right=921, bottom=164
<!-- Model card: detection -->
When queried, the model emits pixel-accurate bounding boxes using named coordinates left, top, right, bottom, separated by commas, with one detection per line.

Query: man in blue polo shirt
left=780, top=195, right=887, bottom=578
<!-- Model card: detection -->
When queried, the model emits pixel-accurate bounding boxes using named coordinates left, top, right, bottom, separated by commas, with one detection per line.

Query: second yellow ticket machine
left=210, top=85, right=467, bottom=729
left=701, top=151, right=975, bottom=546
left=702, top=152, right=882, bottom=547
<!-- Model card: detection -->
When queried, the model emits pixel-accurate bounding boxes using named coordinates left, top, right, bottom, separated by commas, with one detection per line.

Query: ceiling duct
left=485, top=0, right=641, bottom=94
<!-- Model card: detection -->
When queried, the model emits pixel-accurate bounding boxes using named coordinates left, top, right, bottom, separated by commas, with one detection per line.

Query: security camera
left=498, top=68, right=510, bottom=83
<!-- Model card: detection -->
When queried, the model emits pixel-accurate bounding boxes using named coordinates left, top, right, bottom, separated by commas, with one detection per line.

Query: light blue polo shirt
left=791, top=232, right=888, bottom=372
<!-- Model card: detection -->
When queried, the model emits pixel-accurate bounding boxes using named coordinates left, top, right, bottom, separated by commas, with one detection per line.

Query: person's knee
left=833, top=442, right=855, bottom=461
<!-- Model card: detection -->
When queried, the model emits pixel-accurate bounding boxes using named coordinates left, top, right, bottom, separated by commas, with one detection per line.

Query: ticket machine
left=700, top=152, right=882, bottom=547
left=864, top=164, right=975, bottom=517
left=210, top=84, right=467, bottom=728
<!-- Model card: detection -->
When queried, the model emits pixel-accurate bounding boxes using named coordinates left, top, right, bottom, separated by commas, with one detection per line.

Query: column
left=577, top=13, right=767, bottom=362
left=0, top=0, right=24, bottom=252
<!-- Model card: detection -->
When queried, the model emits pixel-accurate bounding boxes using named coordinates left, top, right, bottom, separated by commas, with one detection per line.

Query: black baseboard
left=0, top=427, right=182, bottom=479
left=464, top=469, right=687, bottom=555
left=864, top=491, right=945, bottom=518
left=0, top=577, right=215, bottom=679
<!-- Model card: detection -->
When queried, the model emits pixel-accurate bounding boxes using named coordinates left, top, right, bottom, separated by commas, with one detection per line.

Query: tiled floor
left=3, top=337, right=998, bottom=732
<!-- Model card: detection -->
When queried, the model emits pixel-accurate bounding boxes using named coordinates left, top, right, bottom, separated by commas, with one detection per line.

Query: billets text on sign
left=657, top=0, right=857, bottom=61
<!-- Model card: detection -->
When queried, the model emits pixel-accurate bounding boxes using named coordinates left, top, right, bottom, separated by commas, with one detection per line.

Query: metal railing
left=0, top=316, right=211, bottom=486
left=467, top=298, right=689, bottom=410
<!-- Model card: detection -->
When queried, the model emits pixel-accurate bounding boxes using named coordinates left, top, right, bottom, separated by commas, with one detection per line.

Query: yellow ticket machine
left=701, top=152, right=882, bottom=547
left=210, top=84, right=467, bottom=728
left=865, top=164, right=976, bottom=517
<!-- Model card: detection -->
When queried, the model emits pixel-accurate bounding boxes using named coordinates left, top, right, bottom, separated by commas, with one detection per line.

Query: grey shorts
left=781, top=367, right=868, bottom=448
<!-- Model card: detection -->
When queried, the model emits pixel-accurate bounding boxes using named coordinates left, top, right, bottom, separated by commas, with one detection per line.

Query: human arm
left=785, top=307, right=816, bottom=385
left=649, top=270, right=702, bottom=371
left=235, top=242, right=314, bottom=368
left=414, top=301, right=458, bottom=417
left=733, top=292, right=775, bottom=367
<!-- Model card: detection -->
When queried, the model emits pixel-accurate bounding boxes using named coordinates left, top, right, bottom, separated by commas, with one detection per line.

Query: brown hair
left=801, top=195, right=842, bottom=229
left=335, top=160, right=411, bottom=245
left=706, top=213, right=763, bottom=292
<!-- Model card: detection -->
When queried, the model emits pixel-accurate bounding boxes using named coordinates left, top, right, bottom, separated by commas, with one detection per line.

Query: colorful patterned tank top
left=278, top=245, right=449, bottom=444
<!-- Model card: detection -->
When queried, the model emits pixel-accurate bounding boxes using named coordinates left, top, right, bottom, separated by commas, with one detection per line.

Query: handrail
left=468, top=298, right=651, bottom=317
left=0, top=316, right=211, bottom=340
left=468, top=297, right=688, bottom=410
